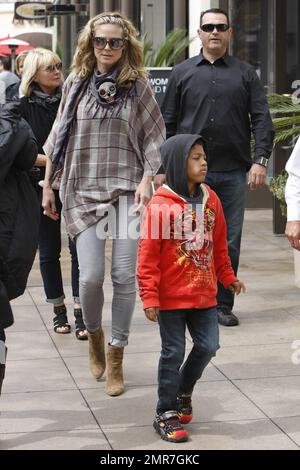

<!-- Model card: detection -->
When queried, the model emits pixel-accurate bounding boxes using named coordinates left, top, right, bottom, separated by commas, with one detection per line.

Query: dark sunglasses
left=44, top=62, right=63, bottom=73
left=92, top=37, right=125, bottom=50
left=201, top=23, right=229, bottom=32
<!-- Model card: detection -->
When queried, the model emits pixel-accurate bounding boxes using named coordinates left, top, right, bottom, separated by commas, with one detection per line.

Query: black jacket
left=0, top=102, right=39, bottom=330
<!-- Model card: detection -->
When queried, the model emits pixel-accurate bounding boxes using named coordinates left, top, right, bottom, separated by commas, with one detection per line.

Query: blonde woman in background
left=42, top=12, right=165, bottom=396
left=15, top=50, right=29, bottom=78
left=19, top=48, right=87, bottom=340
left=1, top=50, right=29, bottom=101
left=15, top=50, right=29, bottom=98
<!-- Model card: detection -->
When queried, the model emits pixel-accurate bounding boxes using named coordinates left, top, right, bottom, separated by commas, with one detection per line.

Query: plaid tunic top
left=44, top=75, right=166, bottom=239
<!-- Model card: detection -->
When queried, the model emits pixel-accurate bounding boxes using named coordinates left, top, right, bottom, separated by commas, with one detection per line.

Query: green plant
left=55, top=44, right=62, bottom=60
left=141, top=29, right=193, bottom=67
left=269, top=170, right=288, bottom=217
left=269, top=93, right=300, bottom=144
left=267, top=94, right=300, bottom=216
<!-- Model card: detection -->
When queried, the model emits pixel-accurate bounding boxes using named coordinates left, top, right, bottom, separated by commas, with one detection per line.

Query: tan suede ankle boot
left=87, top=327, right=106, bottom=380
left=105, top=345, right=124, bottom=396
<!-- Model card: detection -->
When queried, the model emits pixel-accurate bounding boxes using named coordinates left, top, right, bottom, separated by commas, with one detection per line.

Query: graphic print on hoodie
left=137, top=134, right=237, bottom=311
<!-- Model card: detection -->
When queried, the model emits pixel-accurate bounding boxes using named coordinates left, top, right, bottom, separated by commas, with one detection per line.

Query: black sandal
left=74, top=308, right=88, bottom=341
left=53, top=305, right=71, bottom=334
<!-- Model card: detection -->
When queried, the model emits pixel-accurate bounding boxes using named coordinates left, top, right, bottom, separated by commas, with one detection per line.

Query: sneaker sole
left=153, top=421, right=189, bottom=443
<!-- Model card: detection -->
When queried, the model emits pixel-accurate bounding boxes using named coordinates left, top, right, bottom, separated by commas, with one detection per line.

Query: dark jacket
left=19, top=94, right=60, bottom=181
left=0, top=102, right=39, bottom=330
left=5, top=81, right=20, bottom=102
left=19, top=95, right=60, bottom=154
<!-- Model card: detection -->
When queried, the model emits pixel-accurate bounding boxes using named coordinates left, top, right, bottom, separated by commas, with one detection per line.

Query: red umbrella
left=0, top=36, right=33, bottom=56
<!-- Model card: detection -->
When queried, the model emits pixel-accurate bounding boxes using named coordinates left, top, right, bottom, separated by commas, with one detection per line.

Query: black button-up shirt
left=162, top=51, right=275, bottom=171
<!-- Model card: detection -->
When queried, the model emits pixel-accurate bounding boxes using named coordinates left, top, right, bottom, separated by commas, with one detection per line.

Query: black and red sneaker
left=177, top=394, right=193, bottom=424
left=153, top=410, right=189, bottom=443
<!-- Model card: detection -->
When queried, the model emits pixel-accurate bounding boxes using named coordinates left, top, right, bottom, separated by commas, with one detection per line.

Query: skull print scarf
left=87, top=67, right=135, bottom=117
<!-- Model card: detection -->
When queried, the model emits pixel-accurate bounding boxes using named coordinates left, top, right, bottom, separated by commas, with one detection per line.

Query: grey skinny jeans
left=76, top=194, right=139, bottom=347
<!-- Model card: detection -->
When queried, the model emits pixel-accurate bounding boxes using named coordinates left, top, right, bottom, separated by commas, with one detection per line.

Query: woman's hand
left=42, top=186, right=59, bottom=221
left=134, top=176, right=153, bottom=213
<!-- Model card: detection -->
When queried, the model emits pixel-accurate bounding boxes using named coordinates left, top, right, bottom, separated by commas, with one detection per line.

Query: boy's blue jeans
left=157, top=308, right=219, bottom=414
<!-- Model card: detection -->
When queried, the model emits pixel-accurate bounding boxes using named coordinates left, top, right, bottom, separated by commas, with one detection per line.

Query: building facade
left=2, top=1, right=298, bottom=222
left=69, top=0, right=298, bottom=219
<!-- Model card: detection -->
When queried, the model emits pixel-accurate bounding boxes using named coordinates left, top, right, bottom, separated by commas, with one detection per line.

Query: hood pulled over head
left=160, top=134, right=206, bottom=197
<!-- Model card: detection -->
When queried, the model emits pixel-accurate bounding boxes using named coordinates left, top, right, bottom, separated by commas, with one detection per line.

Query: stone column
left=173, top=0, right=186, bottom=29
left=173, top=0, right=187, bottom=64
left=121, top=0, right=133, bottom=19
left=61, top=0, right=72, bottom=73
left=103, top=0, right=114, bottom=11
left=90, top=0, right=104, bottom=18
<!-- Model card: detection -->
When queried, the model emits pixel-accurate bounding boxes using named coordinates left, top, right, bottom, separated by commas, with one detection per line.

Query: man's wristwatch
left=254, top=157, right=268, bottom=167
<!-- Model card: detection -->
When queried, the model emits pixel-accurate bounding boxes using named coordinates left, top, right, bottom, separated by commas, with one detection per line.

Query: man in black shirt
left=162, top=8, right=274, bottom=327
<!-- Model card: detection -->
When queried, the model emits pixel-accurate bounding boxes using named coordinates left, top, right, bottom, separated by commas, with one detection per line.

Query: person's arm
left=14, top=126, right=38, bottom=171
left=34, top=154, right=47, bottom=167
left=6, top=116, right=37, bottom=172
left=42, top=75, right=75, bottom=220
left=161, top=68, right=181, bottom=140
left=247, top=67, right=275, bottom=190
left=135, top=79, right=166, bottom=213
left=285, top=137, right=300, bottom=249
left=41, top=157, right=59, bottom=221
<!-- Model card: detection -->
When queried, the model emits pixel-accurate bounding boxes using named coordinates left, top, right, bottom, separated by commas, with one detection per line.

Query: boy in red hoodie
left=137, top=134, right=245, bottom=443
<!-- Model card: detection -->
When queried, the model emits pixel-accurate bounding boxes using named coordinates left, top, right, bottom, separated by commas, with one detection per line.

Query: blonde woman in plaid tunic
left=42, top=12, right=165, bottom=396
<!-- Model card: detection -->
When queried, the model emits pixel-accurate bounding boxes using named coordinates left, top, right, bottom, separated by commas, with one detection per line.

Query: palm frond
left=272, top=116, right=300, bottom=128
left=153, top=29, right=188, bottom=67
left=269, top=93, right=300, bottom=144
left=274, top=126, right=300, bottom=144
left=140, top=28, right=192, bottom=67
left=268, top=93, right=293, bottom=108
left=141, top=33, right=154, bottom=67
left=270, top=105, right=300, bottom=115
left=165, top=36, right=196, bottom=66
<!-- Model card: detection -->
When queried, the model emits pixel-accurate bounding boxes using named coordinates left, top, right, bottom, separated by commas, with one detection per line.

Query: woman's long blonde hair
left=72, top=11, right=147, bottom=86
left=21, top=48, right=63, bottom=97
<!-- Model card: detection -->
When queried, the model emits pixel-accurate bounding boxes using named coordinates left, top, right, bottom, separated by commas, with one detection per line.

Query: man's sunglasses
left=201, top=23, right=230, bottom=33
left=92, top=37, right=126, bottom=50
left=44, top=62, right=63, bottom=73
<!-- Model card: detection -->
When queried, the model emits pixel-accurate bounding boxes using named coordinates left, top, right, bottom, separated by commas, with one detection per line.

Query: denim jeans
left=157, top=308, right=219, bottom=414
left=39, top=189, right=80, bottom=304
left=205, top=169, right=246, bottom=310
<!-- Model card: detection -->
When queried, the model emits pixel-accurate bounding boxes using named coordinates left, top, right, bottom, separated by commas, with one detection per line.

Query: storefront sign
left=147, top=67, right=172, bottom=107
left=14, top=2, right=51, bottom=20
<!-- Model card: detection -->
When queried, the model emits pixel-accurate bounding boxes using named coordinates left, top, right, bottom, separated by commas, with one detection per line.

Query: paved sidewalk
left=1, top=209, right=300, bottom=450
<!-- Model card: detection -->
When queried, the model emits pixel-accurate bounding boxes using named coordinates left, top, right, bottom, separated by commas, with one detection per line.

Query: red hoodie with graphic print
left=137, top=184, right=238, bottom=311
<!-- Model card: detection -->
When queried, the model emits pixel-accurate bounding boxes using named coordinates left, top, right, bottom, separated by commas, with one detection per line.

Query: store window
left=286, top=0, right=300, bottom=93
left=228, top=0, right=275, bottom=92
